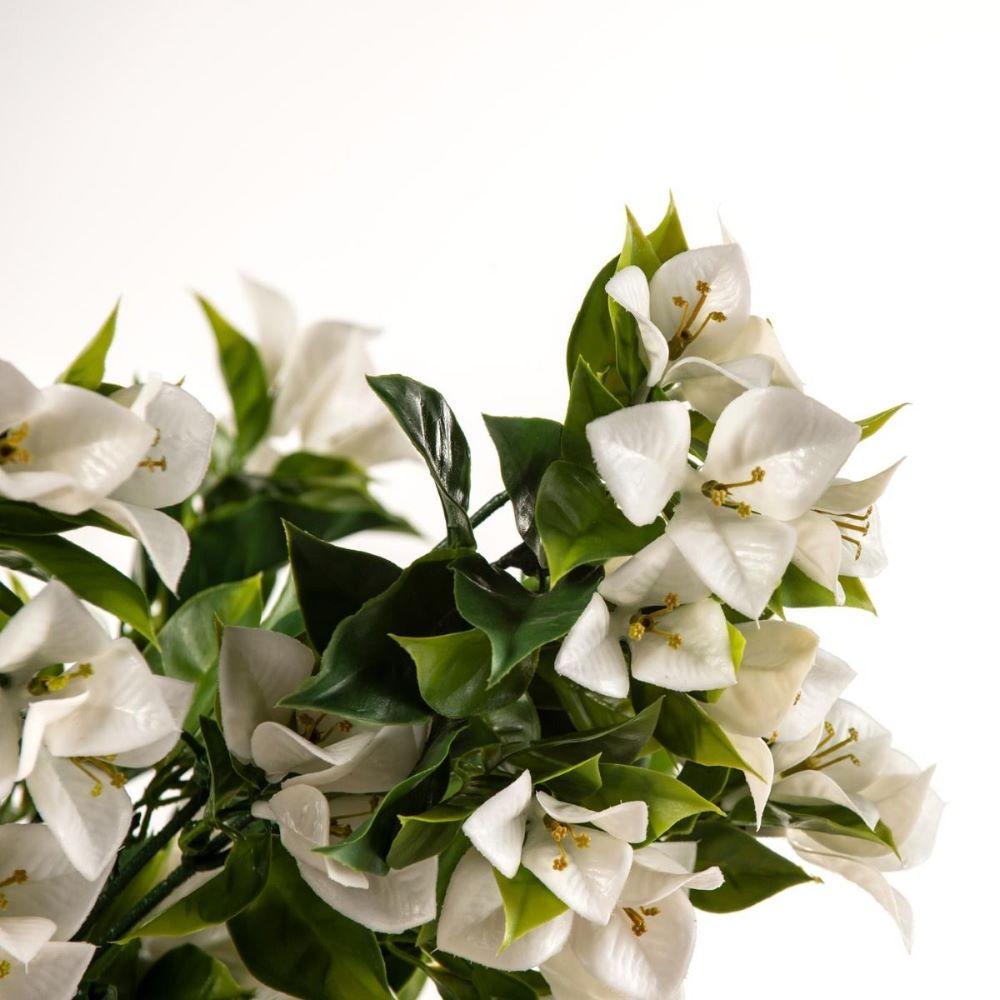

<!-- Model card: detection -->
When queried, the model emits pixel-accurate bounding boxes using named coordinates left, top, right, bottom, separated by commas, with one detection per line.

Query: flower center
left=623, top=904, right=661, bottom=937
left=628, top=593, right=683, bottom=647
left=71, top=756, right=127, bottom=797
left=0, top=869, right=28, bottom=911
left=782, top=721, right=862, bottom=777
left=26, top=661, right=93, bottom=697
left=137, top=428, right=168, bottom=473
left=329, top=795, right=380, bottom=838
left=0, top=423, right=31, bottom=466
left=701, top=466, right=766, bottom=518
left=667, top=279, right=728, bottom=358
left=544, top=814, right=591, bottom=870
left=812, top=504, right=874, bottom=561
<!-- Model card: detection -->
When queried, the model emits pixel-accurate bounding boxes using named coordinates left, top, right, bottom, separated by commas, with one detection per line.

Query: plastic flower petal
left=535, top=791, right=648, bottom=844
left=461, top=770, right=533, bottom=879
left=553, top=594, right=630, bottom=698
left=600, top=533, right=710, bottom=608
left=605, top=266, right=672, bottom=386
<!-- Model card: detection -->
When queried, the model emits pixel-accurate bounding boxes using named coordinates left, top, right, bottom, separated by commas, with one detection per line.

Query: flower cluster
left=0, top=200, right=938, bottom=999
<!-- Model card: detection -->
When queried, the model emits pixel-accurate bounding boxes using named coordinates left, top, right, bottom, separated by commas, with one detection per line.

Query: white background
left=1, top=1, right=996, bottom=996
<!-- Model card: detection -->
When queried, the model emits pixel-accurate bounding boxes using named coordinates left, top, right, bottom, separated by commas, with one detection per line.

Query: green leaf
left=286, top=523, right=401, bottom=653
left=774, top=800, right=899, bottom=854
left=688, top=411, right=714, bottom=462
left=139, top=944, right=250, bottom=999
left=856, top=402, right=908, bottom=440
left=0, top=533, right=155, bottom=641
left=510, top=699, right=661, bottom=772
left=562, top=357, right=623, bottom=466
left=0, top=500, right=125, bottom=537
left=586, top=763, right=722, bottom=840
left=367, top=374, right=474, bottom=547
left=58, top=302, right=118, bottom=390
left=564, top=256, right=621, bottom=393
left=772, top=564, right=876, bottom=614
left=154, top=575, right=262, bottom=728
left=131, top=827, right=270, bottom=939
left=484, top=415, right=562, bottom=560
left=493, top=866, right=568, bottom=949
left=386, top=802, right=473, bottom=870
left=618, top=207, right=662, bottom=279
left=318, top=727, right=464, bottom=875
left=535, top=461, right=663, bottom=583
left=0, top=579, right=22, bottom=618
left=200, top=716, right=258, bottom=816
left=228, top=843, right=392, bottom=1000
left=452, top=554, right=600, bottom=684
left=394, top=629, right=534, bottom=719
left=647, top=690, right=758, bottom=774
left=285, top=550, right=466, bottom=724
left=690, top=823, right=815, bottom=913
left=198, top=296, right=272, bottom=461
left=646, top=193, right=688, bottom=263
left=538, top=753, right=604, bottom=799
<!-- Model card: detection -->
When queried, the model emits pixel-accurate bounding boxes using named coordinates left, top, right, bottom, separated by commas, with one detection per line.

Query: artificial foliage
left=0, top=196, right=939, bottom=999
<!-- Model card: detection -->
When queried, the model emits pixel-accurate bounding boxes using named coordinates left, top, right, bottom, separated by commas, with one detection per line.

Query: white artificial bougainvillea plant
left=0, top=197, right=937, bottom=999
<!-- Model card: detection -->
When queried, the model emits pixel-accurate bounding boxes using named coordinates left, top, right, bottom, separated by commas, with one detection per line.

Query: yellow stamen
left=336, top=720, right=353, bottom=732
left=736, top=502, right=752, bottom=519
left=138, top=456, right=168, bottom=472
left=784, top=725, right=862, bottom=776
left=544, top=814, right=590, bottom=870
left=27, top=661, right=93, bottom=697
left=0, top=423, right=31, bottom=465
left=623, top=906, right=648, bottom=937
left=0, top=959, right=10, bottom=978
left=661, top=592, right=680, bottom=612
left=71, top=756, right=126, bottom=796
left=702, top=467, right=766, bottom=512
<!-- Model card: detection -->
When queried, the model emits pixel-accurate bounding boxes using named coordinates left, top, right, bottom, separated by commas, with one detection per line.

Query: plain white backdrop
left=1, top=1, right=996, bottom=996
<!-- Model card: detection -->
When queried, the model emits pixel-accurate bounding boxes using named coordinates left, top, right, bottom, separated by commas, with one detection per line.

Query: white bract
left=241, top=277, right=413, bottom=472
left=251, top=784, right=437, bottom=933
left=218, top=626, right=427, bottom=792
left=0, top=582, right=190, bottom=878
left=0, top=821, right=109, bottom=999
left=605, top=243, right=801, bottom=418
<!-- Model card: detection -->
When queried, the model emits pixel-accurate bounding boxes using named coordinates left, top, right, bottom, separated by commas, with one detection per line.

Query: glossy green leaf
left=0, top=579, right=22, bottom=617
left=452, top=554, right=600, bottom=684
left=771, top=564, right=876, bottom=615
left=139, top=944, right=249, bottom=999
left=586, top=763, right=722, bottom=840
left=535, top=461, right=664, bottom=583
left=688, top=411, right=715, bottom=462
left=0, top=500, right=124, bottom=537
left=286, top=523, right=401, bottom=652
left=386, top=802, right=472, bottom=870
left=367, top=374, right=474, bottom=547
left=131, top=827, right=271, bottom=939
left=0, top=533, right=155, bottom=641
left=228, top=843, right=392, bottom=999
left=200, top=716, right=258, bottom=817
left=561, top=357, right=623, bottom=466
left=153, top=575, right=262, bottom=728
left=646, top=193, right=688, bottom=263
left=564, top=256, right=621, bottom=394
left=494, top=866, right=568, bottom=949
left=856, top=402, right=908, bottom=440
left=285, top=550, right=465, bottom=724
left=483, top=415, right=562, bottom=560
left=198, top=296, right=272, bottom=461
left=394, top=629, right=533, bottom=718
left=690, top=823, right=815, bottom=913
left=538, top=752, right=604, bottom=799
left=58, top=302, right=118, bottom=390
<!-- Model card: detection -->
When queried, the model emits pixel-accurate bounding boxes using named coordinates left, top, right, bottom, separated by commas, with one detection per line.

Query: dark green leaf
left=452, top=554, right=600, bottom=684
left=139, top=944, right=249, bottom=999
left=228, top=843, right=391, bottom=999
left=539, top=753, right=604, bottom=799
left=58, top=302, right=118, bottom=390
left=386, top=802, right=471, bottom=870
left=200, top=716, right=258, bottom=816
left=483, top=415, right=562, bottom=560
left=493, top=866, right=568, bottom=949
left=0, top=533, right=155, bottom=641
left=0, top=500, right=125, bottom=537
left=535, top=461, right=663, bottom=583
left=690, top=823, right=815, bottom=913
left=367, top=374, right=473, bottom=547
left=198, top=296, right=272, bottom=461
left=564, top=256, right=620, bottom=394
left=286, top=523, right=401, bottom=653
left=562, top=357, right=623, bottom=466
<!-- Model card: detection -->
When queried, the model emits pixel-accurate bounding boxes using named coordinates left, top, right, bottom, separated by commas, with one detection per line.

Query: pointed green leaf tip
left=58, top=301, right=119, bottom=390
left=856, top=402, right=909, bottom=440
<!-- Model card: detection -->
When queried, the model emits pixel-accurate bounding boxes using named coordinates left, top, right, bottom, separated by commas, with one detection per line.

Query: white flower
left=251, top=784, right=437, bottom=933
left=218, top=626, right=426, bottom=792
left=0, top=359, right=155, bottom=515
left=588, top=386, right=861, bottom=618
left=605, top=244, right=801, bottom=418
left=93, top=378, right=215, bottom=593
left=0, top=582, right=190, bottom=878
left=241, top=277, right=414, bottom=471
left=0, top=822, right=110, bottom=999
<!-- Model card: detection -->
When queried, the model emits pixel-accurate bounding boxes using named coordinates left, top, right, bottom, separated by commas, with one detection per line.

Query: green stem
left=433, top=490, right=509, bottom=549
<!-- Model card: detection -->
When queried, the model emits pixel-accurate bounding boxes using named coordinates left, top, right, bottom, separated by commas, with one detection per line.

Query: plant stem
left=433, top=490, right=509, bottom=549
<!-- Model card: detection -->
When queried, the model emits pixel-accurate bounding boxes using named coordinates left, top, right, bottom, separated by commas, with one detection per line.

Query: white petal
left=586, top=403, right=691, bottom=526
left=570, top=890, right=697, bottom=1000
left=791, top=511, right=844, bottom=595
left=542, top=946, right=632, bottom=1000
left=649, top=244, right=751, bottom=349
left=706, top=621, right=819, bottom=738
left=110, top=383, right=215, bottom=508
left=437, top=850, right=573, bottom=971
left=0, top=691, right=20, bottom=800
left=43, top=639, right=177, bottom=760
left=702, top=387, right=861, bottom=521
left=816, top=460, right=903, bottom=514
left=27, top=749, right=131, bottom=880
left=0, top=360, right=43, bottom=428
left=462, top=771, right=532, bottom=879
left=522, top=814, right=632, bottom=924
left=668, top=498, right=796, bottom=619
left=669, top=354, right=774, bottom=421
left=621, top=844, right=723, bottom=906
left=605, top=266, right=669, bottom=386
left=242, top=274, right=298, bottom=382
left=776, top=649, right=855, bottom=744
left=600, top=534, right=710, bottom=609
left=629, top=599, right=735, bottom=692
left=0, top=581, right=110, bottom=675
left=307, top=723, right=426, bottom=794
left=0, top=942, right=95, bottom=1000
left=253, top=723, right=378, bottom=785
left=298, top=855, right=437, bottom=934
left=15, top=693, right=90, bottom=781
left=772, top=770, right=880, bottom=829
left=219, top=627, right=314, bottom=762
left=0, top=917, right=57, bottom=965
left=536, top=790, right=648, bottom=844
left=113, top=676, right=193, bottom=767
left=818, top=700, right=893, bottom=794
left=865, top=763, right=937, bottom=856
left=554, top=595, right=629, bottom=699
left=726, top=733, right=774, bottom=829
left=688, top=315, right=802, bottom=391
left=93, top=499, right=190, bottom=594
left=839, top=504, right=888, bottom=578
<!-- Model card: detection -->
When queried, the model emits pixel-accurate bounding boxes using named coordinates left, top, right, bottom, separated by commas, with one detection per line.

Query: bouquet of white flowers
left=0, top=195, right=939, bottom=1000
